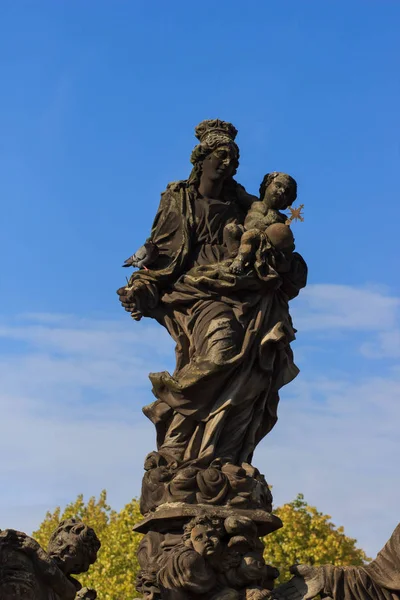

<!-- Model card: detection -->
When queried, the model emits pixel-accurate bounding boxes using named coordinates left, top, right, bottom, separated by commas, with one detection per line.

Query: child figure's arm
left=244, top=202, right=268, bottom=230
left=245, top=205, right=287, bottom=230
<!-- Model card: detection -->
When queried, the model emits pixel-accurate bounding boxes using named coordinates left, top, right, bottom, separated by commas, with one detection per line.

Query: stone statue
left=117, top=119, right=307, bottom=599
left=0, top=519, right=100, bottom=599
left=271, top=523, right=400, bottom=600
left=75, top=589, right=97, bottom=600
left=135, top=516, right=278, bottom=600
left=229, top=171, right=297, bottom=275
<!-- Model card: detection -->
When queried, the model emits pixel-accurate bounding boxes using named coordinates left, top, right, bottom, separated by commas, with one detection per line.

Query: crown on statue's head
left=195, top=119, right=238, bottom=146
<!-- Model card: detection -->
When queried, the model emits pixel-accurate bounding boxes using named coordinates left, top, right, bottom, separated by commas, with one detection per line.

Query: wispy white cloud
left=0, top=313, right=173, bottom=533
left=360, top=329, right=400, bottom=359
left=0, top=283, right=399, bottom=558
left=259, top=372, right=400, bottom=557
left=292, top=283, right=400, bottom=360
left=293, top=283, right=399, bottom=332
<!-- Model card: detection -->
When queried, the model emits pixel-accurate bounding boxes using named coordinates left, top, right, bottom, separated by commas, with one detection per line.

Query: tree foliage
left=33, top=491, right=370, bottom=598
left=263, top=494, right=371, bottom=583
left=33, top=491, right=142, bottom=600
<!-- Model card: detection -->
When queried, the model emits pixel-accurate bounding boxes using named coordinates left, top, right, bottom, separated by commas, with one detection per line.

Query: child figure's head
left=183, top=516, right=223, bottom=560
left=47, top=519, right=100, bottom=575
left=259, top=172, right=297, bottom=210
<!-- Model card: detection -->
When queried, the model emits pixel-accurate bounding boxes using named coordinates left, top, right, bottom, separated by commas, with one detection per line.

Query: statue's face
left=201, top=145, right=237, bottom=183
left=190, top=525, right=221, bottom=558
left=263, top=174, right=295, bottom=209
left=65, top=549, right=92, bottom=574
left=50, top=540, right=92, bottom=575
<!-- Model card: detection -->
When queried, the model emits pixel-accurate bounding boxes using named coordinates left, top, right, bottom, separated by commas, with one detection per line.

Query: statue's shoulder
left=157, top=181, right=188, bottom=210
left=234, top=181, right=258, bottom=210
left=164, top=180, right=188, bottom=194
left=154, top=181, right=190, bottom=220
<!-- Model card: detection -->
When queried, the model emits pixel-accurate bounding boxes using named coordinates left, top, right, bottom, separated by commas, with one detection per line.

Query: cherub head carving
left=259, top=172, right=297, bottom=210
left=47, top=518, right=100, bottom=575
left=182, top=516, right=224, bottom=559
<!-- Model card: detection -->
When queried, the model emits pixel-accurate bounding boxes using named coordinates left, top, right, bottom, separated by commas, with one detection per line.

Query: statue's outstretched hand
left=271, top=565, right=325, bottom=600
left=117, top=280, right=149, bottom=321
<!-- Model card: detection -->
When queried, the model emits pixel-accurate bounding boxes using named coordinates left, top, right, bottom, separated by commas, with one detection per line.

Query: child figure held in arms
left=229, top=172, right=298, bottom=275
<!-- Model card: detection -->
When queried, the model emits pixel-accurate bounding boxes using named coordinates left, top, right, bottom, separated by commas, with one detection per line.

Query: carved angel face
left=263, top=173, right=296, bottom=210
left=51, top=540, right=92, bottom=574
left=201, top=145, right=237, bottom=183
left=190, top=524, right=222, bottom=558
left=47, top=519, right=100, bottom=576
left=48, top=533, right=94, bottom=575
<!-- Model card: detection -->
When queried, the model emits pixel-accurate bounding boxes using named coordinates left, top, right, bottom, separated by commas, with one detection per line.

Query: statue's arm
left=272, top=564, right=380, bottom=600
left=244, top=202, right=268, bottom=231
left=118, top=183, right=190, bottom=319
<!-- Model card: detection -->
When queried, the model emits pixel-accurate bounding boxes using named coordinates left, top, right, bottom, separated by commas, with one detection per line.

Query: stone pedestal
left=134, top=466, right=282, bottom=600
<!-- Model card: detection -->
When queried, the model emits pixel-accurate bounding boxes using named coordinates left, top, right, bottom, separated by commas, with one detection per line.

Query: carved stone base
left=134, top=505, right=282, bottom=600
left=134, top=502, right=282, bottom=536
left=141, top=453, right=273, bottom=514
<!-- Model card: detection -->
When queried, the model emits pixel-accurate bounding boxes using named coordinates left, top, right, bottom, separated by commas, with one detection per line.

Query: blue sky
left=1, top=1, right=399, bottom=559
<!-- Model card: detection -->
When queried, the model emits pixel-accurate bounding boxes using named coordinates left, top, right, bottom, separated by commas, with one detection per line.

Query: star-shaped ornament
left=286, top=204, right=305, bottom=224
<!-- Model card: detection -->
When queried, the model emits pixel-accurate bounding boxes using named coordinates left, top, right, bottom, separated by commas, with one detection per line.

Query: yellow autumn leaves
left=33, top=491, right=142, bottom=600
left=263, top=493, right=370, bottom=583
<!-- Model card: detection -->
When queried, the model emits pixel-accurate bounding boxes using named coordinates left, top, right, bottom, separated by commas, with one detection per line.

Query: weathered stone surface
left=0, top=519, right=100, bottom=600
left=140, top=456, right=273, bottom=514
left=117, top=119, right=307, bottom=474
left=117, top=119, right=308, bottom=599
left=133, top=503, right=282, bottom=536
left=271, top=523, right=400, bottom=600
left=75, top=588, right=97, bottom=600
left=135, top=514, right=279, bottom=600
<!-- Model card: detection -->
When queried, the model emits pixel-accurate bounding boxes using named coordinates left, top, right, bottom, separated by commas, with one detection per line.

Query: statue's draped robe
left=322, top=523, right=400, bottom=600
left=158, top=545, right=217, bottom=596
left=130, top=181, right=307, bottom=465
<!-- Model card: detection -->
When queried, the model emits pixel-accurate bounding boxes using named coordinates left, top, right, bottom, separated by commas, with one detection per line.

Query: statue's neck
left=198, top=176, right=224, bottom=199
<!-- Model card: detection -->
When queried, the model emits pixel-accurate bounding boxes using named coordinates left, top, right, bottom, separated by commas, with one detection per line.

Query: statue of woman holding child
left=118, top=118, right=307, bottom=599
left=117, top=119, right=307, bottom=513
